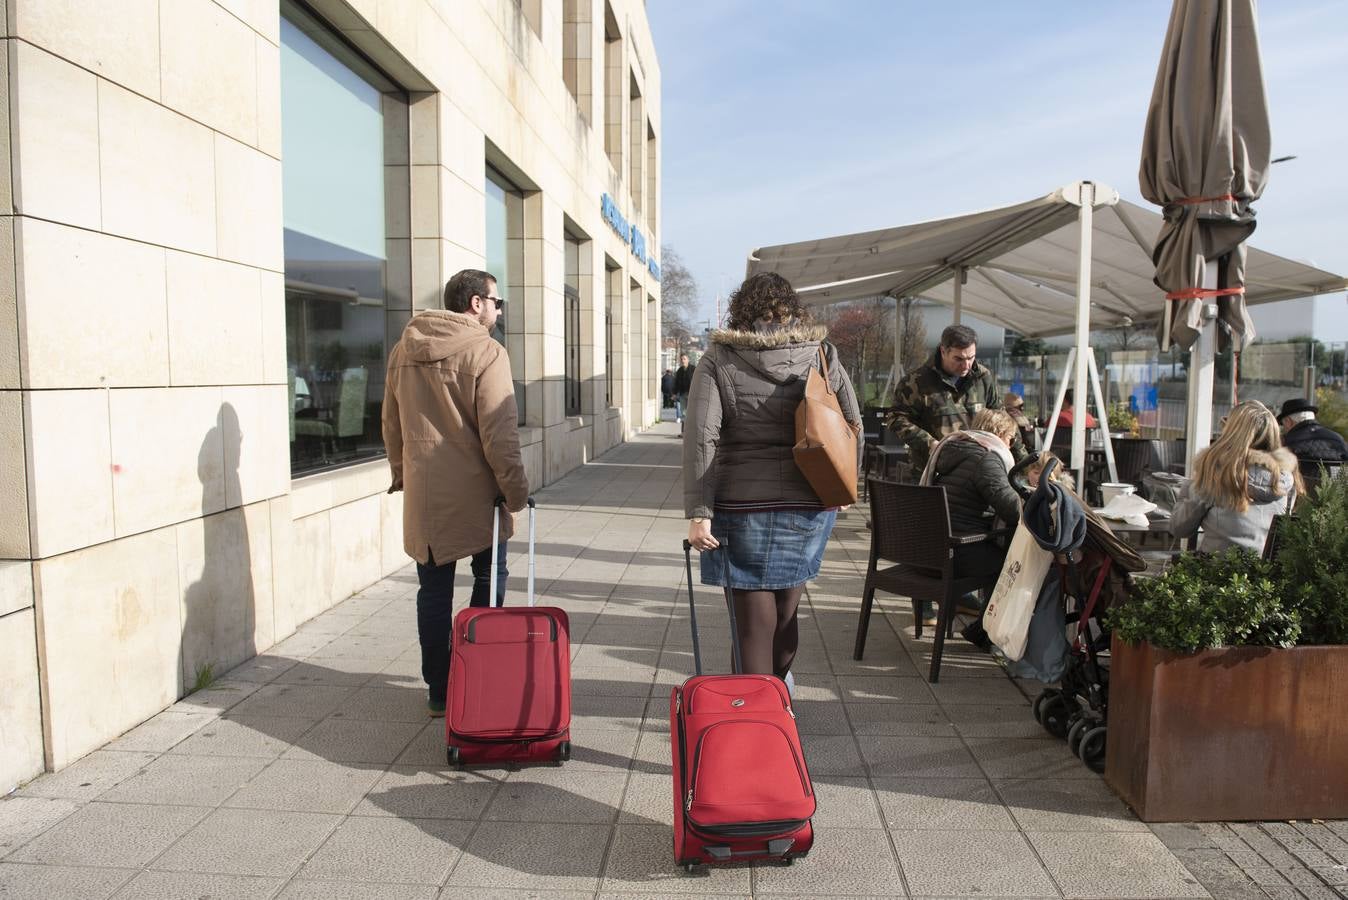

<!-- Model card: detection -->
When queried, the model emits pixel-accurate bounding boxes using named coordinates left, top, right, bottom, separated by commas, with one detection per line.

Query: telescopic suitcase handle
left=682, top=539, right=742, bottom=675
left=492, top=496, right=537, bottom=607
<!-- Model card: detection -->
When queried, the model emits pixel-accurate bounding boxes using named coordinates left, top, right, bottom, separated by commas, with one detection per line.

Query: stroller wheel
left=1066, top=716, right=1089, bottom=756
left=1032, top=689, right=1059, bottom=725
left=1079, top=725, right=1108, bottom=773
left=1040, top=693, right=1074, bottom=740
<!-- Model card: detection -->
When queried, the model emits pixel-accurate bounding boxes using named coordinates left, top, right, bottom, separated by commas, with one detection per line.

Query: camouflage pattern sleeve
left=887, top=374, right=937, bottom=461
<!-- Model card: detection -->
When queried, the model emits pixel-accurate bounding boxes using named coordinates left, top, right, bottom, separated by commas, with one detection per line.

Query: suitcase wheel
left=556, top=741, right=571, bottom=763
left=778, top=857, right=794, bottom=866
left=447, top=746, right=462, bottom=768
left=682, top=862, right=698, bottom=874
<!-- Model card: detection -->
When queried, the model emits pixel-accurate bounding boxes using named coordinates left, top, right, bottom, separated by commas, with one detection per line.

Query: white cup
left=1100, top=482, right=1136, bottom=506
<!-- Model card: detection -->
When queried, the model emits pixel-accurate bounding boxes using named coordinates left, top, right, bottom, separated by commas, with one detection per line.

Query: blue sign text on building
left=600, top=193, right=659, bottom=282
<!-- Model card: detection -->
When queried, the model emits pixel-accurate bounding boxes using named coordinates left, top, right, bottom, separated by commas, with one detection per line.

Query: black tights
left=730, top=587, right=804, bottom=678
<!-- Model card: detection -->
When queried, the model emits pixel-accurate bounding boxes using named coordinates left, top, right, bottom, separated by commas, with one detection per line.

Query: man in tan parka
left=383, top=269, right=529, bottom=715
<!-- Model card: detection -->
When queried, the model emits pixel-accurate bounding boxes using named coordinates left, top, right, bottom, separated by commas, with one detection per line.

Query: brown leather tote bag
left=793, top=345, right=858, bottom=506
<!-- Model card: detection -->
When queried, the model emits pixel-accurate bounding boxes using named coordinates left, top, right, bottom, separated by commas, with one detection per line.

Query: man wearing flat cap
left=1278, top=397, right=1348, bottom=466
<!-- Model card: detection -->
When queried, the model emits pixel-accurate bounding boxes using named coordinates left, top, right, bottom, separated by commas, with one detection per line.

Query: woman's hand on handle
left=688, top=518, right=719, bottom=551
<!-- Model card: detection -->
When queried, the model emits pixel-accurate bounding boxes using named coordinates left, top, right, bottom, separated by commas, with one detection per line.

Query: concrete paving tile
left=485, top=769, right=628, bottom=823
left=573, top=695, right=650, bottom=733
left=7, top=801, right=209, bottom=868
left=331, top=684, right=429, bottom=722
left=110, top=870, right=284, bottom=899
left=618, top=773, right=673, bottom=826
left=0, top=796, right=79, bottom=855
left=600, top=823, right=751, bottom=893
left=223, top=758, right=384, bottom=814
left=446, top=821, right=610, bottom=890
left=228, top=684, right=358, bottom=720
left=268, top=632, right=335, bottom=658
left=272, top=658, right=382, bottom=687
left=995, top=778, right=1148, bottom=832
left=281, top=718, right=423, bottom=765
left=892, top=828, right=1057, bottom=897
left=152, top=808, right=341, bottom=877
left=791, top=699, right=853, bottom=735
left=872, top=777, right=1016, bottom=831
left=294, top=612, right=365, bottom=636
left=797, top=734, right=865, bottom=776
left=811, top=777, right=885, bottom=829
left=394, top=721, right=451, bottom=768
left=924, top=676, right=1028, bottom=706
left=856, top=735, right=982, bottom=778
left=168, top=715, right=317, bottom=758
left=309, top=633, right=414, bottom=660
left=632, top=730, right=672, bottom=775
left=844, top=703, right=952, bottom=737
left=1151, top=822, right=1220, bottom=850
left=753, top=826, right=903, bottom=895
left=781, top=675, right=842, bottom=703
left=171, top=679, right=266, bottom=716
left=281, top=882, right=436, bottom=900
left=17, top=751, right=158, bottom=801
left=353, top=767, right=502, bottom=820
left=572, top=667, right=657, bottom=698
left=568, top=730, right=641, bottom=773
left=0, top=862, right=135, bottom=900
left=943, top=704, right=1046, bottom=739
left=299, top=815, right=471, bottom=884
left=575, top=645, right=661, bottom=669
left=1027, top=830, right=1210, bottom=898
left=223, top=655, right=301, bottom=684
left=99, top=754, right=268, bottom=806
left=963, top=737, right=1098, bottom=780
left=105, top=711, right=216, bottom=753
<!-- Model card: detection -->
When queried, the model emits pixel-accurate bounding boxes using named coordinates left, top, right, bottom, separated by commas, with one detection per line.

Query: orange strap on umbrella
left=1164, top=286, right=1245, bottom=300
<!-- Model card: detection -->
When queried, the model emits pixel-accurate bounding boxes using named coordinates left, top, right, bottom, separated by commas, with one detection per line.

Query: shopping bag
left=983, top=523, right=1055, bottom=661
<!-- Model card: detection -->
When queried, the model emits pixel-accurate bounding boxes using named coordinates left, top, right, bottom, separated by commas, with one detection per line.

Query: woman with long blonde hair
left=1171, top=400, right=1304, bottom=553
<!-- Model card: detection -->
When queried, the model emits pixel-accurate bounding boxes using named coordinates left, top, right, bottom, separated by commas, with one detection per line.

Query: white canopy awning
left=747, top=183, right=1347, bottom=338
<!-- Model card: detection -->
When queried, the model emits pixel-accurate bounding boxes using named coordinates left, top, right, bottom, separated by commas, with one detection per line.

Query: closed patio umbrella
left=1139, top=0, right=1270, bottom=353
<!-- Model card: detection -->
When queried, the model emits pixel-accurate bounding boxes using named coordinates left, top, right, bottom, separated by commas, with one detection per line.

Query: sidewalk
left=2, top=421, right=1344, bottom=899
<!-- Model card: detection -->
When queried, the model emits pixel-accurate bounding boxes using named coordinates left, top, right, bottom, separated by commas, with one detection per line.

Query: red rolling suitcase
left=445, top=498, right=571, bottom=767
left=670, top=540, right=815, bottom=870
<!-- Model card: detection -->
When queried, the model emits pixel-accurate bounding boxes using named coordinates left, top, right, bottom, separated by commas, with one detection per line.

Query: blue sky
left=647, top=1, right=1348, bottom=339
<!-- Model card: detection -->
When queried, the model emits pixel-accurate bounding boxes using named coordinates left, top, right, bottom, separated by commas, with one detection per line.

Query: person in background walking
left=683, top=272, right=862, bottom=694
left=1170, top=400, right=1303, bottom=554
left=889, top=324, right=1024, bottom=469
left=1277, top=397, right=1348, bottom=468
left=673, top=353, right=694, bottom=432
left=661, top=368, right=675, bottom=411
left=383, top=269, right=530, bottom=716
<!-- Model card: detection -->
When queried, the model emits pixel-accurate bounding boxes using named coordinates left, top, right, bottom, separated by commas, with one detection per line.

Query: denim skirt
left=700, top=508, right=838, bottom=590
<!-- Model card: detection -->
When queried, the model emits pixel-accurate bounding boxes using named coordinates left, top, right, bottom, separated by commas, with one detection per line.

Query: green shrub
left=1106, top=401, right=1138, bottom=435
left=1109, top=550, right=1299, bottom=652
left=1276, top=469, right=1348, bottom=645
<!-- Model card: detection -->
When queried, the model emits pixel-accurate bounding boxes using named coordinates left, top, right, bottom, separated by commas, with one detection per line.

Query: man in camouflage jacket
left=888, top=324, right=1026, bottom=468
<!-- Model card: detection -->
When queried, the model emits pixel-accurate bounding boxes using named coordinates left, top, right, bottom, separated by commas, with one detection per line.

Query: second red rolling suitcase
left=446, top=498, right=571, bottom=767
left=670, top=540, right=815, bottom=870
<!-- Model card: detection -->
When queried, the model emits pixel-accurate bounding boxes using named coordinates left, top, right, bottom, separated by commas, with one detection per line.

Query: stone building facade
left=0, top=0, right=662, bottom=790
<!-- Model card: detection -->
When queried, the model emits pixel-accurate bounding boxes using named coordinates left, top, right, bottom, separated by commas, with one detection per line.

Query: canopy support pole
left=952, top=267, right=964, bottom=324
left=1184, top=261, right=1219, bottom=474
left=1072, top=184, right=1094, bottom=491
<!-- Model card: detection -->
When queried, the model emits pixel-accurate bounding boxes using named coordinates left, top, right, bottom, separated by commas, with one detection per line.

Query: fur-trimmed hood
left=708, top=323, right=832, bottom=385
left=1246, top=447, right=1298, bottom=502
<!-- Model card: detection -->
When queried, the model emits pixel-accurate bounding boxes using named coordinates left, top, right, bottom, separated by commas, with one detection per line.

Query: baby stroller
left=1006, top=456, right=1146, bottom=773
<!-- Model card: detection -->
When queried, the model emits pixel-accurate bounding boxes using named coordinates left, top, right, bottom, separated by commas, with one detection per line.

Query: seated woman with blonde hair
left=1171, top=400, right=1304, bottom=554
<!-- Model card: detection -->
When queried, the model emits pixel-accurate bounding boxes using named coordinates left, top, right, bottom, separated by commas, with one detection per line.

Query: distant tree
left=897, top=297, right=928, bottom=375
left=659, top=245, right=698, bottom=345
left=822, top=298, right=894, bottom=405
left=1008, top=335, right=1049, bottom=358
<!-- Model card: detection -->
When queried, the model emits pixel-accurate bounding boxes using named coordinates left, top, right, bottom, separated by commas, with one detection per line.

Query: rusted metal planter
left=1105, top=636, right=1348, bottom=822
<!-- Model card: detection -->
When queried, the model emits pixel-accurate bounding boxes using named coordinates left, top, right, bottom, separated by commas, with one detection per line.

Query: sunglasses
left=478, top=294, right=504, bottom=311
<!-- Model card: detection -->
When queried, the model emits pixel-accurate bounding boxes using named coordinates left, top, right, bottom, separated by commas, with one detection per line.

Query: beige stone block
left=440, top=169, right=486, bottom=256
left=329, top=495, right=381, bottom=604
left=12, top=0, right=159, bottom=98
left=0, top=560, right=32, bottom=617
left=375, top=0, right=417, bottom=59
left=441, top=241, right=486, bottom=288
left=25, top=389, right=113, bottom=558
left=176, top=502, right=272, bottom=688
left=9, top=42, right=99, bottom=228
left=0, top=217, right=15, bottom=389
left=259, top=270, right=286, bottom=385
left=215, top=134, right=282, bottom=271
left=412, top=237, right=443, bottom=310
left=289, top=510, right=333, bottom=624
left=385, top=164, right=411, bottom=240
left=214, top=0, right=280, bottom=44
left=99, top=81, right=216, bottom=256
left=0, top=390, right=29, bottom=558
left=380, top=489, right=405, bottom=574
left=221, top=385, right=288, bottom=508
left=16, top=219, right=169, bottom=389
left=166, top=251, right=264, bottom=386
left=408, top=93, right=439, bottom=166
left=0, top=48, right=11, bottom=215
left=0, top=608, right=44, bottom=791
left=267, top=495, right=295, bottom=641
left=255, top=35, right=280, bottom=159
left=289, top=458, right=387, bottom=519
left=33, top=528, right=182, bottom=768
left=410, top=165, right=440, bottom=239
left=437, top=98, right=485, bottom=186
left=160, top=0, right=258, bottom=145
left=385, top=92, right=412, bottom=167
left=110, top=387, right=226, bottom=538
left=385, top=239, right=412, bottom=310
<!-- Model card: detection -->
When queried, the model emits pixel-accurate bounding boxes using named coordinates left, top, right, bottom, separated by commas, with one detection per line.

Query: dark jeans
left=416, top=543, right=507, bottom=704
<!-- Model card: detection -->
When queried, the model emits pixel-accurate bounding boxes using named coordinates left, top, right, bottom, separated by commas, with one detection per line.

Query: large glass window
left=281, top=0, right=409, bottom=476
left=486, top=167, right=526, bottom=423
left=564, top=236, right=582, bottom=417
